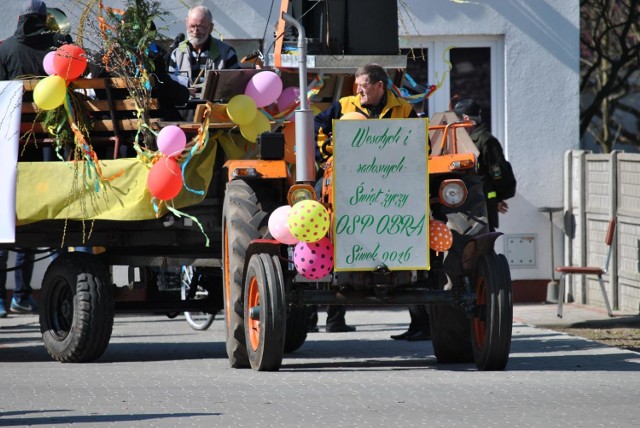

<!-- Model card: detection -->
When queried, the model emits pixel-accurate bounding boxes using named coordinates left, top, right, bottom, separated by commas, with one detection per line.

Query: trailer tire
left=222, top=180, right=269, bottom=368
left=39, top=252, right=114, bottom=363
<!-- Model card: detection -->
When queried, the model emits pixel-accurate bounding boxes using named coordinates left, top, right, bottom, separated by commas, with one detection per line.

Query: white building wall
left=1, top=0, right=579, bottom=286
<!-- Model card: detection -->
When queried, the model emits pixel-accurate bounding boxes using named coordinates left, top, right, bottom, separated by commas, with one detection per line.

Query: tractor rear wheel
left=284, top=305, right=309, bottom=353
left=428, top=303, right=473, bottom=363
left=244, top=254, right=286, bottom=371
left=222, top=180, right=269, bottom=368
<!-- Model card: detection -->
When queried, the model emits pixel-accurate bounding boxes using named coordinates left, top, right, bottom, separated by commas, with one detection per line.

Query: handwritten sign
left=0, top=81, right=23, bottom=243
left=333, top=118, right=428, bottom=271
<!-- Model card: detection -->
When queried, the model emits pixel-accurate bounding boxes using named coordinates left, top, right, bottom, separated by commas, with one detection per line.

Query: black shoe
left=326, top=324, right=356, bottom=333
left=406, top=330, right=431, bottom=341
left=390, top=329, right=416, bottom=340
left=309, top=326, right=320, bottom=333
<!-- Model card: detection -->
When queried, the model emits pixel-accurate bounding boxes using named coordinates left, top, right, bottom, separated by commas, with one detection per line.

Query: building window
left=450, top=47, right=492, bottom=132
left=400, top=38, right=504, bottom=144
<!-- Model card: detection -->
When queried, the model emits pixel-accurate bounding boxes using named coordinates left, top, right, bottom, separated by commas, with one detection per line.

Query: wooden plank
left=21, top=118, right=161, bottom=134
left=21, top=77, right=140, bottom=92
left=22, top=98, right=160, bottom=114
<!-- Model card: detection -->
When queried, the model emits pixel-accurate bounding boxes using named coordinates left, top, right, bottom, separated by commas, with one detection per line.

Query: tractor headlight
left=288, top=184, right=316, bottom=205
left=439, top=179, right=467, bottom=208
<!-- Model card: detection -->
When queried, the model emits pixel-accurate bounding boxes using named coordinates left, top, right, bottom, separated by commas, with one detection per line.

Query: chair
left=555, top=217, right=615, bottom=318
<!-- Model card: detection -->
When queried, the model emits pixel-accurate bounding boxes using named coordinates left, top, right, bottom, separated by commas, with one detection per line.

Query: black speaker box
left=290, top=1, right=398, bottom=56
left=345, top=0, right=398, bottom=55
left=257, top=133, right=285, bottom=160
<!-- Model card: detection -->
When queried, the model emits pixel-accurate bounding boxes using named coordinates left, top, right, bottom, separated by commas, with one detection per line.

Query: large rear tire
left=284, top=305, right=309, bottom=353
left=222, top=180, right=269, bottom=368
left=428, top=303, right=473, bottom=363
left=471, top=253, right=513, bottom=371
left=39, top=252, right=114, bottom=362
left=244, top=254, right=286, bottom=371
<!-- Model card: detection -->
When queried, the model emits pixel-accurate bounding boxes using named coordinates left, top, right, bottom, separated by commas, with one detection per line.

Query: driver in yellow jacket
left=314, top=63, right=417, bottom=162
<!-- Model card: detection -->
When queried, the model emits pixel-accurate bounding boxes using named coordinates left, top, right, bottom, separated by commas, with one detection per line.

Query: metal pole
left=281, top=12, right=315, bottom=184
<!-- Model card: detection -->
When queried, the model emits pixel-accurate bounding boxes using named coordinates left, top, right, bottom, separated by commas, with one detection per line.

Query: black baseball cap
left=453, top=99, right=482, bottom=117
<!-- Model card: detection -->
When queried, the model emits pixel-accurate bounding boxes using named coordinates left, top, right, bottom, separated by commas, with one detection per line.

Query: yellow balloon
left=33, top=75, right=66, bottom=111
left=287, top=200, right=330, bottom=243
left=226, top=94, right=257, bottom=125
left=240, top=111, right=270, bottom=143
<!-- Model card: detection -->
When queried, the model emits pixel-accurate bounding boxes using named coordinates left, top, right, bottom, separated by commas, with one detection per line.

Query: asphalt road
left=1, top=308, right=640, bottom=427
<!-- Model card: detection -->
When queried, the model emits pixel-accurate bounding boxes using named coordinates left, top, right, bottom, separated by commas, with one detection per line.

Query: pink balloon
left=245, top=71, right=283, bottom=108
left=268, top=205, right=299, bottom=245
left=157, top=125, right=187, bottom=157
left=293, top=237, right=334, bottom=279
left=277, top=86, right=301, bottom=112
left=43, top=51, right=56, bottom=76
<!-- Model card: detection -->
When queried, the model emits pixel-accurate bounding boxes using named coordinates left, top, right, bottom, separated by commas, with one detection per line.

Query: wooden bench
left=19, top=77, right=161, bottom=159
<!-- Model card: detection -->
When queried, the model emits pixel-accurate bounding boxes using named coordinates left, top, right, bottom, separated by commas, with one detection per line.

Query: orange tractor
left=220, top=7, right=512, bottom=371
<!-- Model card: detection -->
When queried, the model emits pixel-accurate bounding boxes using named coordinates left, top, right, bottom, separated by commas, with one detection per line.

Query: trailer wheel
left=471, top=253, right=513, bottom=371
left=244, top=254, right=286, bottom=371
left=39, top=252, right=114, bottom=362
left=222, top=180, right=269, bottom=368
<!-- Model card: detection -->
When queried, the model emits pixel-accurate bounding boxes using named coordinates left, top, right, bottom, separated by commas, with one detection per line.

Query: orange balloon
left=429, top=220, right=453, bottom=253
left=282, top=123, right=296, bottom=164
left=341, top=111, right=368, bottom=120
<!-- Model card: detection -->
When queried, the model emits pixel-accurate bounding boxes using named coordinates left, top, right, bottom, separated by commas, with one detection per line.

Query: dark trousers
left=407, top=305, right=430, bottom=333
left=0, top=250, right=35, bottom=301
left=326, top=305, right=347, bottom=328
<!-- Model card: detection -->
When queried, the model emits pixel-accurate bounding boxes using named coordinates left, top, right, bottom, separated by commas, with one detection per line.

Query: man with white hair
left=167, top=5, right=239, bottom=92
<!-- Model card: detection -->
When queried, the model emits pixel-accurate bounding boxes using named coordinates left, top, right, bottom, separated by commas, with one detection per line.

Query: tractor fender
left=460, top=231, right=502, bottom=272
left=244, top=239, right=283, bottom=273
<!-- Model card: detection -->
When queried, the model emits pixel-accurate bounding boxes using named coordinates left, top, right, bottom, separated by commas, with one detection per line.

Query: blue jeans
left=0, top=249, right=34, bottom=301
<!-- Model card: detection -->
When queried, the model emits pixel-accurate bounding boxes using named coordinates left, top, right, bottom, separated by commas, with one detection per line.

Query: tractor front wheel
left=471, top=253, right=513, bottom=371
left=244, top=254, right=286, bottom=371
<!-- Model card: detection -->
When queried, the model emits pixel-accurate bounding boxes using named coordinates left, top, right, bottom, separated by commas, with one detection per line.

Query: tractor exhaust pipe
left=282, top=12, right=315, bottom=184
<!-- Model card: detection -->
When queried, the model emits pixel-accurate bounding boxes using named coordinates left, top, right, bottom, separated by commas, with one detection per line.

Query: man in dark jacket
left=0, top=0, right=70, bottom=80
left=453, top=99, right=514, bottom=230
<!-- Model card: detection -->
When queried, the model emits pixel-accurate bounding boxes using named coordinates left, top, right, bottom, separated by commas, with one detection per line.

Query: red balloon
left=147, top=157, right=183, bottom=200
left=53, top=45, right=87, bottom=81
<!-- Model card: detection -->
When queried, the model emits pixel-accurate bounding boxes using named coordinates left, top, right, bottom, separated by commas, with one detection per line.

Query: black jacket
left=0, top=14, right=71, bottom=80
